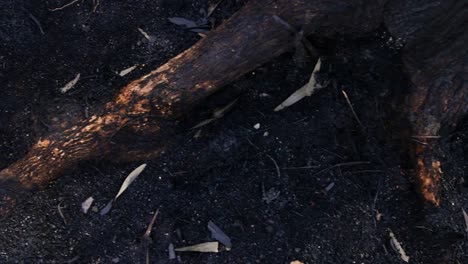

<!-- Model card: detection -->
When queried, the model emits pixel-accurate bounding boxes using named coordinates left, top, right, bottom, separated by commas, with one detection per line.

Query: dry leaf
left=175, top=242, right=219, bottom=253
left=168, top=243, right=176, bottom=260
left=208, top=221, right=232, bottom=249
left=389, top=230, right=410, bottom=263
left=462, top=209, right=468, bottom=233
left=100, top=200, right=114, bottom=216
left=115, top=163, right=147, bottom=199
left=138, top=28, right=155, bottom=42
left=59, top=73, right=80, bottom=94
left=81, top=196, right=94, bottom=214
left=118, top=65, right=138, bottom=76
left=274, top=59, right=323, bottom=111
left=100, top=163, right=147, bottom=215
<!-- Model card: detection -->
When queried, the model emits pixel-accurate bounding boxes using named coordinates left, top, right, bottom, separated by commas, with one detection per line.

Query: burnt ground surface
left=0, top=0, right=467, bottom=263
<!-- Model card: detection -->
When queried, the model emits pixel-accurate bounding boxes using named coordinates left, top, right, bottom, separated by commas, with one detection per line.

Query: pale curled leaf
left=208, top=221, right=232, bottom=249
left=100, top=164, right=147, bottom=215
left=81, top=196, right=94, bottom=214
left=389, top=230, right=410, bottom=263
left=274, top=59, right=322, bottom=112
left=59, top=73, right=80, bottom=94
left=175, top=242, right=219, bottom=253
left=115, top=163, right=147, bottom=199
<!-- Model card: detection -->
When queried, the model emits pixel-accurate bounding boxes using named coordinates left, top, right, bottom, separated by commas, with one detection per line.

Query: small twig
left=142, top=209, right=160, bottom=264
left=411, top=138, right=429, bottom=145
left=92, top=0, right=100, bottom=12
left=411, top=135, right=440, bottom=139
left=265, top=154, right=281, bottom=178
left=57, top=202, right=67, bottom=225
left=206, top=0, right=224, bottom=18
left=311, top=161, right=370, bottom=177
left=49, top=0, right=80, bottom=12
left=280, top=165, right=320, bottom=170
left=27, top=12, right=45, bottom=35
left=341, top=90, right=364, bottom=131
left=143, top=209, right=160, bottom=239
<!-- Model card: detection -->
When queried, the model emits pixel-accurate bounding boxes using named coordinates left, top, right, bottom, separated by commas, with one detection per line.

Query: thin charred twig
left=27, top=12, right=45, bottom=35
left=265, top=154, right=281, bottom=179
left=311, top=161, right=370, bottom=177
left=49, top=0, right=80, bottom=12
left=142, top=209, right=160, bottom=264
left=341, top=90, right=365, bottom=131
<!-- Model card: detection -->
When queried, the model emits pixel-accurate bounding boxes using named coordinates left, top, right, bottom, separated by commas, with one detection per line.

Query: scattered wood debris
left=100, top=163, right=147, bottom=215
left=59, top=73, right=81, bottom=94
left=81, top=196, right=94, bottom=214
left=175, top=242, right=219, bottom=253
left=389, top=230, right=410, bottom=263
left=208, top=221, right=232, bottom=250
left=192, top=98, right=238, bottom=129
left=274, top=58, right=324, bottom=111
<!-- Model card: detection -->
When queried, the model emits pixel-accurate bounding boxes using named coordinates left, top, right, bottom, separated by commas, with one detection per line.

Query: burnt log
left=385, top=0, right=468, bottom=205
left=0, top=0, right=385, bottom=217
left=0, top=0, right=466, bottom=217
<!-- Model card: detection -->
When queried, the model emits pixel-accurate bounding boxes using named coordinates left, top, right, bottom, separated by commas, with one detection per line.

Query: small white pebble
left=254, top=123, right=260, bottom=129
left=263, top=132, right=269, bottom=137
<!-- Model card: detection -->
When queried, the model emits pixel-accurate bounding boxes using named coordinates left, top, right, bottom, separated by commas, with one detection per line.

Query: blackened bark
left=0, top=0, right=385, bottom=217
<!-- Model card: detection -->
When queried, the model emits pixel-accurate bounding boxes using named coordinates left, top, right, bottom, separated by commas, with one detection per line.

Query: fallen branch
left=0, top=0, right=466, bottom=217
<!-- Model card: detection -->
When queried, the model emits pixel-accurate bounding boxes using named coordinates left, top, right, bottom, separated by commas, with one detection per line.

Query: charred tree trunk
left=385, top=0, right=468, bottom=205
left=0, top=0, right=466, bottom=217
left=0, top=0, right=384, bottom=217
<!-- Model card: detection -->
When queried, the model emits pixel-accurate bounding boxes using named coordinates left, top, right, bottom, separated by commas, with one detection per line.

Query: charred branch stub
left=385, top=0, right=468, bottom=205
left=0, top=0, right=467, bottom=216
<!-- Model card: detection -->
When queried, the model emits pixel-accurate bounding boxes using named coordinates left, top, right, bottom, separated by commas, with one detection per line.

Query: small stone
left=254, top=123, right=260, bottom=129
left=265, top=226, right=274, bottom=233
